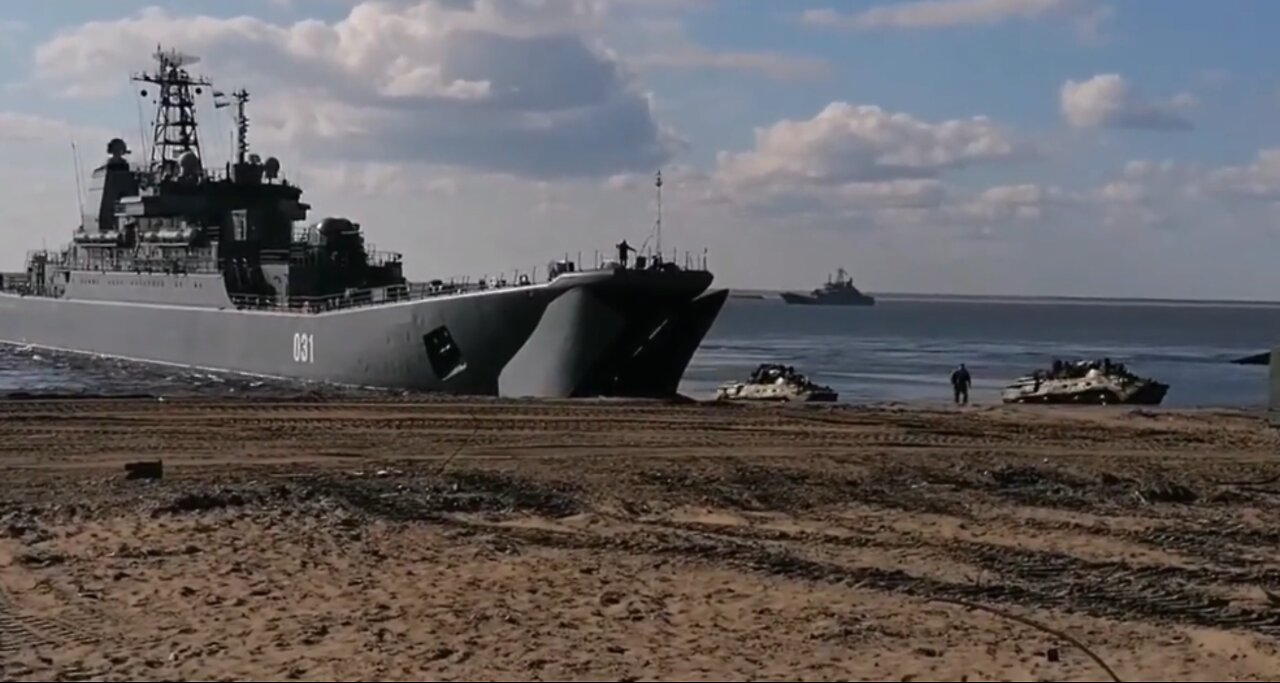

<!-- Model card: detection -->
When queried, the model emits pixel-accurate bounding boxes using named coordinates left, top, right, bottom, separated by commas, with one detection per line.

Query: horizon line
left=731, top=289, right=1280, bottom=308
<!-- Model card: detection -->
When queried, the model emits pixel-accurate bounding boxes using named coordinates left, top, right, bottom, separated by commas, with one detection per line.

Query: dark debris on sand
left=139, top=468, right=585, bottom=524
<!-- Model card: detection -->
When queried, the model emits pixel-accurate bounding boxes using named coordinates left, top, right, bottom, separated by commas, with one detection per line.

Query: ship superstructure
left=0, top=47, right=727, bottom=398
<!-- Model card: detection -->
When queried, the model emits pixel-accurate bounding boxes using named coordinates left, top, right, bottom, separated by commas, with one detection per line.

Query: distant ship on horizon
left=780, top=268, right=875, bottom=307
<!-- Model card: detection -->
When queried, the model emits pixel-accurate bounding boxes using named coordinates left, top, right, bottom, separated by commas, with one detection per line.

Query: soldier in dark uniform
left=950, top=364, right=972, bottom=405
left=616, top=240, right=634, bottom=268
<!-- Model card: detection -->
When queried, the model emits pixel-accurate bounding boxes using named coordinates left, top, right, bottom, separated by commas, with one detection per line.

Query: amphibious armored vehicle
left=1001, top=359, right=1168, bottom=405
left=715, top=363, right=838, bottom=402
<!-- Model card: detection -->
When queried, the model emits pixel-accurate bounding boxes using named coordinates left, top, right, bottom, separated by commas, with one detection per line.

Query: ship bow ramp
left=498, top=269, right=727, bottom=398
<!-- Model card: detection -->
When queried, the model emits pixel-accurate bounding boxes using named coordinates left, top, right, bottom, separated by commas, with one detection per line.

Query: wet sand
left=2, top=397, right=1280, bottom=681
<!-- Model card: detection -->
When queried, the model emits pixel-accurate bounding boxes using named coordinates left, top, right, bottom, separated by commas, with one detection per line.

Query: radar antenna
left=132, top=44, right=212, bottom=178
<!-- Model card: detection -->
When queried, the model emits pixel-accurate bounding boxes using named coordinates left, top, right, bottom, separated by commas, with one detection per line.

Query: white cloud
left=955, top=183, right=1077, bottom=222
left=32, top=2, right=674, bottom=179
left=1198, top=149, right=1280, bottom=202
left=1081, top=158, right=1225, bottom=230
left=631, top=47, right=830, bottom=81
left=1095, top=180, right=1146, bottom=204
left=828, top=179, right=949, bottom=208
left=603, top=165, right=731, bottom=214
left=691, top=101, right=1055, bottom=233
left=612, top=10, right=829, bottom=82
left=800, top=0, right=1112, bottom=40
left=1122, top=159, right=1183, bottom=180
left=303, top=162, right=463, bottom=198
left=688, top=96, right=1222, bottom=241
left=0, top=112, right=113, bottom=144
left=1060, top=74, right=1195, bottom=130
left=0, top=112, right=79, bottom=143
left=1089, top=178, right=1163, bottom=228
left=1080, top=152, right=1280, bottom=241
left=714, top=102, right=1025, bottom=192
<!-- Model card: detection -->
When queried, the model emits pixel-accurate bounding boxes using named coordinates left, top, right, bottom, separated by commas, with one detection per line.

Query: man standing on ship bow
left=951, top=364, right=972, bottom=405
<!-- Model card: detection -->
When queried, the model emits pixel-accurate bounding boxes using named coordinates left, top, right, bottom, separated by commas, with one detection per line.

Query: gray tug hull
left=0, top=270, right=727, bottom=398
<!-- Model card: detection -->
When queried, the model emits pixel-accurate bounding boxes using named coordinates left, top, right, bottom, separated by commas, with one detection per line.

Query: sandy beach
left=2, top=397, right=1280, bottom=681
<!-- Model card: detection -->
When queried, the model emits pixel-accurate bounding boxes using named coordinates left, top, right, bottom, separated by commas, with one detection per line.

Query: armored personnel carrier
left=0, top=47, right=728, bottom=399
left=1001, top=359, right=1168, bottom=405
left=715, top=363, right=838, bottom=402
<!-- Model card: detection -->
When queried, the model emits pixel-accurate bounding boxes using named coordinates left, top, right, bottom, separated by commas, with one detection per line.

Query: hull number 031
left=292, top=333, right=315, bottom=364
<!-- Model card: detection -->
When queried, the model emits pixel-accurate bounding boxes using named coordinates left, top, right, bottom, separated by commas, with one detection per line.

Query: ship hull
left=0, top=270, right=727, bottom=398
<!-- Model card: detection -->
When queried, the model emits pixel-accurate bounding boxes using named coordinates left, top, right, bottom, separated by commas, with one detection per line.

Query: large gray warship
left=0, top=48, right=727, bottom=398
left=780, top=268, right=875, bottom=306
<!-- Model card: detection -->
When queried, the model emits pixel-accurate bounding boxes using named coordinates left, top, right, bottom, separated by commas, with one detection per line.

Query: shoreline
left=731, top=289, right=1280, bottom=309
left=2, top=391, right=1270, bottom=415
left=3, top=398, right=1280, bottom=680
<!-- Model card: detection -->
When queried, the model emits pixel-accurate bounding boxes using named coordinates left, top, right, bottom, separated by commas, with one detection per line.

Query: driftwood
left=1212, top=472, right=1280, bottom=487
left=931, top=596, right=1122, bottom=683
left=431, top=412, right=481, bottom=478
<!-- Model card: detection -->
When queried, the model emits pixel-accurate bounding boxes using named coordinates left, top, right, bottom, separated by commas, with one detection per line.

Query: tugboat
left=780, top=268, right=875, bottom=306
left=715, top=363, right=838, bottom=402
left=1001, top=359, right=1169, bottom=405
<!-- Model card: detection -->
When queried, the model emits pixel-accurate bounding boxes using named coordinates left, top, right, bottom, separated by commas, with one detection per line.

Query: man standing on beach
left=951, top=364, right=972, bottom=405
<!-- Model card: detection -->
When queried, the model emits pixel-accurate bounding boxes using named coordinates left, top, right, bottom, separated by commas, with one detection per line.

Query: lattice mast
left=213, top=88, right=251, bottom=165
left=655, top=169, right=663, bottom=258
left=131, top=46, right=211, bottom=177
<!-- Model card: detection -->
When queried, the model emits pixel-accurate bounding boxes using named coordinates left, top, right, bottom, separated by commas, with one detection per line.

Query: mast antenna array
left=70, top=141, right=85, bottom=223
left=132, top=45, right=211, bottom=178
left=215, top=88, right=251, bottom=165
left=655, top=169, right=663, bottom=259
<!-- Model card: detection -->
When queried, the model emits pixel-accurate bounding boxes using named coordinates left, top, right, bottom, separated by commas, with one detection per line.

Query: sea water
left=2, top=295, right=1278, bottom=408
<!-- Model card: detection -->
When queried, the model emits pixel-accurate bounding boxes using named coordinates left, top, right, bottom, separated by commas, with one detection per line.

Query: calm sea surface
left=2, top=295, right=1278, bottom=408
left=679, top=295, right=1280, bottom=408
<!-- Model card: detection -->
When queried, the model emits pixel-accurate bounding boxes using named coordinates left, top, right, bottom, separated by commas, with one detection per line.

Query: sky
left=4, top=0, right=1280, bottom=299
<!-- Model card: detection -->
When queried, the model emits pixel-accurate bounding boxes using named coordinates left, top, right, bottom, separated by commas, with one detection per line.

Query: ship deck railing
left=227, top=277, right=538, bottom=313
left=0, top=272, right=31, bottom=295
left=4, top=246, right=714, bottom=310
left=226, top=247, right=713, bottom=314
